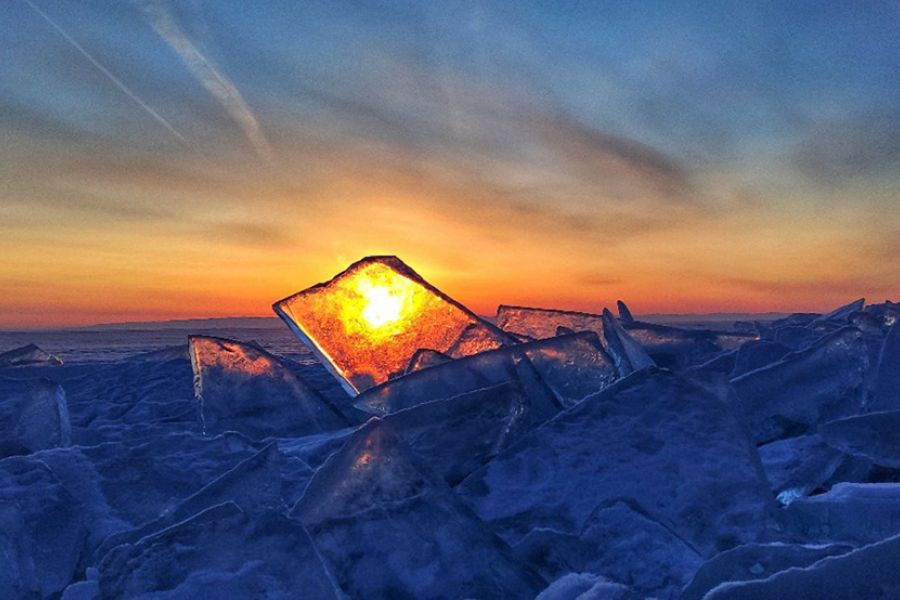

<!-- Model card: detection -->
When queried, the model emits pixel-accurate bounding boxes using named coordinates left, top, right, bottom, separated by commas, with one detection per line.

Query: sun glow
left=360, top=284, right=405, bottom=328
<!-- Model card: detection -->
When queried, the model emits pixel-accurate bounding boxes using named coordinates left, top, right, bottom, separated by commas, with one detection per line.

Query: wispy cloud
left=142, top=0, right=275, bottom=164
left=21, top=0, right=196, bottom=151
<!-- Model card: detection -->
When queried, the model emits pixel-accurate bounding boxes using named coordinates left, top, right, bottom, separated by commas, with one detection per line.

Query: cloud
left=141, top=0, right=275, bottom=164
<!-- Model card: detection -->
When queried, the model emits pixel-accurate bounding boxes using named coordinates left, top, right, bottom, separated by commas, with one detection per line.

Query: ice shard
left=819, top=410, right=900, bottom=468
left=621, top=320, right=754, bottom=369
left=0, top=343, right=63, bottom=367
left=98, top=503, right=342, bottom=599
left=405, top=348, right=450, bottom=373
left=0, top=376, right=70, bottom=457
left=782, top=483, right=900, bottom=544
left=458, top=369, right=775, bottom=556
left=514, top=500, right=703, bottom=599
left=355, top=332, right=615, bottom=415
left=189, top=336, right=350, bottom=439
left=273, top=256, right=512, bottom=394
left=870, top=323, right=900, bottom=411
left=290, top=419, right=545, bottom=599
left=732, top=327, right=869, bottom=443
left=812, top=297, right=865, bottom=325
left=496, top=304, right=606, bottom=341
left=731, top=340, right=791, bottom=378
left=617, top=299, right=635, bottom=323
left=757, top=434, right=865, bottom=506
left=0, top=455, right=88, bottom=598
left=702, top=532, right=900, bottom=599
left=384, top=381, right=554, bottom=486
left=681, top=542, right=853, bottom=600
left=601, top=308, right=655, bottom=376
left=445, top=322, right=508, bottom=358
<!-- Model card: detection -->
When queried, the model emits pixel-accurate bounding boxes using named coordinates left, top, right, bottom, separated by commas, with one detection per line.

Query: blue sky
left=2, top=1, right=899, bottom=327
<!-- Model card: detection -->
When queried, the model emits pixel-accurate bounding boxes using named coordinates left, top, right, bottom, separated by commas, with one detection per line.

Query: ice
left=702, top=532, right=900, bottom=599
left=405, top=348, right=450, bottom=373
left=496, top=304, right=607, bottom=342
left=0, top=343, right=63, bottom=367
left=536, top=573, right=638, bottom=600
left=772, top=325, right=822, bottom=350
left=189, top=335, right=350, bottom=439
left=616, top=300, right=635, bottom=323
left=680, top=542, right=853, bottom=600
left=355, top=332, right=615, bottom=415
left=519, top=332, right=619, bottom=406
left=731, top=327, right=869, bottom=443
left=782, top=482, right=900, bottom=544
left=273, top=256, right=512, bottom=394
left=757, top=434, right=869, bottom=506
left=0, top=455, right=88, bottom=598
left=731, top=340, right=791, bottom=377
left=98, top=502, right=342, bottom=598
left=457, top=369, right=775, bottom=556
left=812, top=297, right=865, bottom=325
left=0, top=376, right=70, bottom=457
left=93, top=442, right=289, bottom=559
left=445, top=322, right=509, bottom=358
left=870, top=323, right=900, bottom=411
left=819, top=410, right=900, bottom=468
left=621, top=321, right=754, bottom=369
left=600, top=309, right=655, bottom=376
left=384, top=382, right=557, bottom=486
left=514, top=500, right=703, bottom=599
left=290, top=419, right=545, bottom=598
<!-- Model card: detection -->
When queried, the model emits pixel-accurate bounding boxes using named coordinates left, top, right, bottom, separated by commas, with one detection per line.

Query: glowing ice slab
left=290, top=419, right=544, bottom=598
left=274, top=256, right=512, bottom=394
left=189, top=336, right=349, bottom=439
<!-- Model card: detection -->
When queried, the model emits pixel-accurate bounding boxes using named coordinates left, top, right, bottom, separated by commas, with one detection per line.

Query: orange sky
left=2, top=2, right=899, bottom=329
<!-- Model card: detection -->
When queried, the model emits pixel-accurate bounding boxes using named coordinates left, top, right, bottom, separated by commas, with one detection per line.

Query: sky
left=2, top=0, right=900, bottom=329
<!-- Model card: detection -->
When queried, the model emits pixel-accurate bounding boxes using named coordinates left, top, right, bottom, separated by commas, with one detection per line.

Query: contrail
left=21, top=0, right=195, bottom=150
left=142, top=0, right=275, bottom=165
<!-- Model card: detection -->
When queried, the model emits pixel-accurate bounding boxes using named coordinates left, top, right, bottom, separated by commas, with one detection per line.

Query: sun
left=361, top=284, right=404, bottom=328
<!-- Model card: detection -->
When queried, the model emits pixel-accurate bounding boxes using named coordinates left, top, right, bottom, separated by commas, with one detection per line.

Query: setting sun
left=360, top=284, right=405, bottom=329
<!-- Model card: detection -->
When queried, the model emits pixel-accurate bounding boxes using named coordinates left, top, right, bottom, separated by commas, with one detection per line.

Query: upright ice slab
left=189, top=336, right=349, bottom=439
left=458, top=369, right=775, bottom=556
left=0, top=343, right=63, bottom=367
left=273, top=256, right=511, bottom=394
left=0, top=376, right=70, bottom=457
left=732, top=327, right=869, bottom=443
left=617, top=300, right=635, bottom=323
left=290, top=419, right=544, bottom=599
left=355, top=332, right=615, bottom=415
left=812, top=297, right=865, bottom=325
left=601, top=308, right=655, bottom=376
